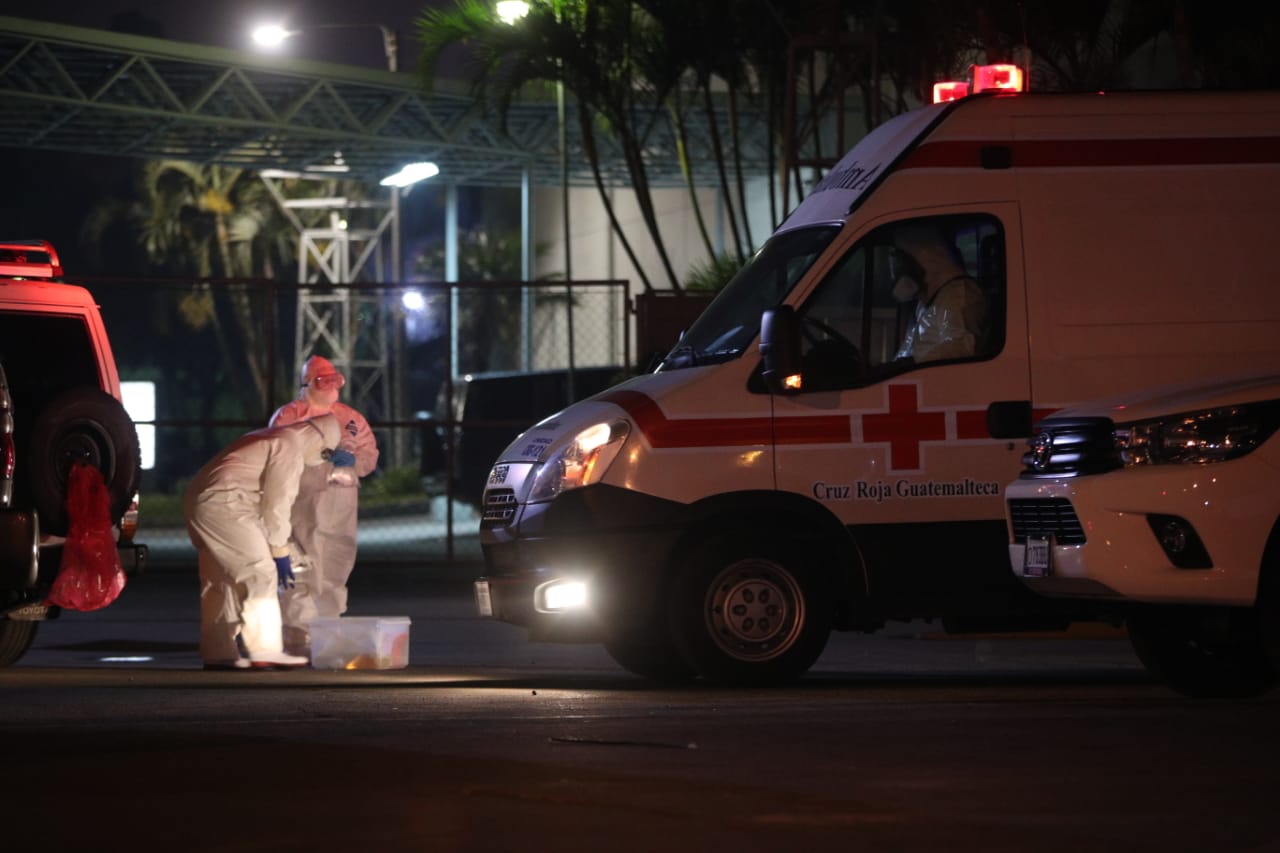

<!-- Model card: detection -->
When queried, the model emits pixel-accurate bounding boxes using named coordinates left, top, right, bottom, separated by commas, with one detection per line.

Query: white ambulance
left=474, top=79, right=1280, bottom=685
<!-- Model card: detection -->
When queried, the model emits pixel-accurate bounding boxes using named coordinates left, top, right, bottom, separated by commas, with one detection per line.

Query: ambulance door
left=771, top=206, right=1031, bottom=613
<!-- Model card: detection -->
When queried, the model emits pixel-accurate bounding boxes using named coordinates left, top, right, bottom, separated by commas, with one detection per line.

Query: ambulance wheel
left=604, top=628, right=697, bottom=683
left=0, top=618, right=38, bottom=667
left=28, top=387, right=141, bottom=537
left=1127, top=607, right=1277, bottom=699
left=670, top=535, right=832, bottom=686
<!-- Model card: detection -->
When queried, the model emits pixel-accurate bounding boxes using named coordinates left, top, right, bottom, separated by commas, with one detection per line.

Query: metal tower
left=259, top=169, right=396, bottom=428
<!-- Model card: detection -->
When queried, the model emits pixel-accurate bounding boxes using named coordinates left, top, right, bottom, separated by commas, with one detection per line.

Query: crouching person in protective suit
left=270, top=355, right=379, bottom=657
left=184, top=413, right=342, bottom=670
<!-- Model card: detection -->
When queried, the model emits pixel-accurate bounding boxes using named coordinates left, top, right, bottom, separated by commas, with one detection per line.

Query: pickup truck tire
left=670, top=535, right=832, bottom=686
left=0, top=618, right=38, bottom=667
left=27, top=388, right=140, bottom=537
left=1127, top=607, right=1277, bottom=699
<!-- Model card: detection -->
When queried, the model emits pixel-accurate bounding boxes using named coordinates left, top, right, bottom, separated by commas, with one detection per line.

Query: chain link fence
left=81, top=275, right=632, bottom=568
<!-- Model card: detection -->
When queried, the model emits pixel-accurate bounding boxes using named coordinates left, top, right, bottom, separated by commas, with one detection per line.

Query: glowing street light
left=249, top=21, right=399, bottom=72
left=495, top=1, right=531, bottom=24
left=251, top=24, right=295, bottom=47
left=380, top=162, right=440, bottom=187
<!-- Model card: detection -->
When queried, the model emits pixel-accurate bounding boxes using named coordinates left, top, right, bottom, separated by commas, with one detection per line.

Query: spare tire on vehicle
left=27, top=387, right=140, bottom=537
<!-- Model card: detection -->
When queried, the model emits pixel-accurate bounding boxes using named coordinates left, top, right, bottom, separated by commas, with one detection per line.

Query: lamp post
left=498, top=1, right=576, bottom=400
left=251, top=20, right=433, bottom=472
left=250, top=19, right=409, bottom=282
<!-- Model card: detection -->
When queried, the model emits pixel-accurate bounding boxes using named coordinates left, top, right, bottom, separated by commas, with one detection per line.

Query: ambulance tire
left=1127, top=607, right=1277, bottom=699
left=603, top=628, right=697, bottom=683
left=670, top=535, right=832, bottom=687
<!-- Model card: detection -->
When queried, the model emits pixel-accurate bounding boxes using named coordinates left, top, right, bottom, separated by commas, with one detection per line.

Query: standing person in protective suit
left=892, top=222, right=990, bottom=363
left=185, top=414, right=341, bottom=670
left=270, top=355, right=380, bottom=657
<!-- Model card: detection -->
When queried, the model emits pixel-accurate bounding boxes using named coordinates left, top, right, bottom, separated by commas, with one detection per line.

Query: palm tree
left=418, top=0, right=689, bottom=292
left=133, top=161, right=289, bottom=411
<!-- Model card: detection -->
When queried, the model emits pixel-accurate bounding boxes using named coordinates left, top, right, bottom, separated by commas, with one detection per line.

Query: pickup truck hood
left=1045, top=371, right=1280, bottom=424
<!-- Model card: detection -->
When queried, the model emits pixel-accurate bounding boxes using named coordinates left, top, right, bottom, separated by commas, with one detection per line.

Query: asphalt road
left=4, top=562, right=1278, bottom=853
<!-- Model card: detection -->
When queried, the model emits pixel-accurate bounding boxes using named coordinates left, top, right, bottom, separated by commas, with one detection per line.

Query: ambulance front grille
left=1008, top=498, right=1087, bottom=545
left=481, top=489, right=518, bottom=527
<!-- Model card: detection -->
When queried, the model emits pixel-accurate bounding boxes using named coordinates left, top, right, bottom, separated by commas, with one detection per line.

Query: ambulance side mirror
left=987, top=400, right=1034, bottom=438
left=760, top=305, right=803, bottom=395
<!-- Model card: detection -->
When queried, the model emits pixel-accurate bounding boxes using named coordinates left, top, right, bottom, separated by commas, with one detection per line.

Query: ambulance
left=474, top=73, right=1280, bottom=685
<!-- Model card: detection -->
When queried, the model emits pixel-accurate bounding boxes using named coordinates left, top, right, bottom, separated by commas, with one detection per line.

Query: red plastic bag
left=46, top=462, right=125, bottom=611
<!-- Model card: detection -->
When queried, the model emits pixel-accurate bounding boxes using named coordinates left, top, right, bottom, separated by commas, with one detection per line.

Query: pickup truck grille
left=1008, top=498, right=1086, bottom=544
left=1019, top=417, right=1122, bottom=478
left=481, top=488, right=518, bottom=528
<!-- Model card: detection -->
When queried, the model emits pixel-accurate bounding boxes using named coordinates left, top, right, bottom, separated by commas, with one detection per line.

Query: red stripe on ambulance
left=900, top=136, right=1280, bottom=171
left=602, top=384, right=1040, bottom=472
left=602, top=389, right=775, bottom=447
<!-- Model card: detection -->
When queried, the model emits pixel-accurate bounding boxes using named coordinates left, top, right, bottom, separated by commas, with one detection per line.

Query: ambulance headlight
left=536, top=579, right=589, bottom=613
left=528, top=419, right=630, bottom=502
left=1117, top=401, right=1280, bottom=466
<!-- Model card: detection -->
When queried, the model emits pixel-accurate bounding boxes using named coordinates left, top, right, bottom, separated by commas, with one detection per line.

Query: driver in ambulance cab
left=892, top=222, right=989, bottom=363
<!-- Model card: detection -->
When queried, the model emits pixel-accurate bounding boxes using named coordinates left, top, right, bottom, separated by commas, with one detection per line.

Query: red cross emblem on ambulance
left=860, top=383, right=990, bottom=472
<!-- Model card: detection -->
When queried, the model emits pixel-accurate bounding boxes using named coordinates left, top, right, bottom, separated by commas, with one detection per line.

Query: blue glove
left=329, top=448, right=356, bottom=468
left=274, top=555, right=295, bottom=589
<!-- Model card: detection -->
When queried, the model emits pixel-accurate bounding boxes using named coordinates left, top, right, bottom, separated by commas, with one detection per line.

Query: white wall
left=527, top=177, right=779, bottom=368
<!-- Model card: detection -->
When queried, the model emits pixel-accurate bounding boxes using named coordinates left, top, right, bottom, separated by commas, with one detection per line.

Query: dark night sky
left=0, top=1, right=449, bottom=71
left=0, top=1, right=472, bottom=275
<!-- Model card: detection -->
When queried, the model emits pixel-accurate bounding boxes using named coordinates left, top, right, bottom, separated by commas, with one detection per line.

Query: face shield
left=307, top=372, right=346, bottom=392
left=890, top=247, right=924, bottom=302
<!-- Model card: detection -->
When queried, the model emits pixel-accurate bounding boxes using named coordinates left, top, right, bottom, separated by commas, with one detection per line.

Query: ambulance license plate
left=474, top=580, right=493, bottom=617
left=1023, top=535, right=1052, bottom=578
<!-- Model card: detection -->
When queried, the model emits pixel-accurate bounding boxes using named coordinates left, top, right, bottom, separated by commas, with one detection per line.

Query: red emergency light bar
left=932, top=81, right=969, bottom=103
left=932, top=63, right=1026, bottom=104
left=973, top=63, right=1024, bottom=93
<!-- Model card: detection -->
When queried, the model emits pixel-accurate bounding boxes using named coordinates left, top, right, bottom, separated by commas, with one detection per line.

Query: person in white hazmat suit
left=892, top=222, right=990, bottom=363
left=184, top=414, right=342, bottom=670
left=269, top=355, right=380, bottom=656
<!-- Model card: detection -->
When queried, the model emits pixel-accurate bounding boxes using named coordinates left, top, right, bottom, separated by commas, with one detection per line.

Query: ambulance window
left=796, top=213, right=1005, bottom=387
left=660, top=224, right=840, bottom=370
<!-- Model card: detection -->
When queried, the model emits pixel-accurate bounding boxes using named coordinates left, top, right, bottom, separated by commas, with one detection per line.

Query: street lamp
left=250, top=22, right=399, bottom=72
left=496, top=2, right=531, bottom=24
left=381, top=162, right=440, bottom=188
left=498, top=1, right=576, bottom=399
left=250, top=18, right=411, bottom=280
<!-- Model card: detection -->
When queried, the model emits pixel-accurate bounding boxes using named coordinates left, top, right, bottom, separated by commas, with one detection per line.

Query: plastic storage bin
left=309, top=616, right=411, bottom=670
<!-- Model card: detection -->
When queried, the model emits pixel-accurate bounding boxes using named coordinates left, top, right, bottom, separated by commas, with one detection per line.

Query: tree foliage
left=410, top=1, right=1278, bottom=295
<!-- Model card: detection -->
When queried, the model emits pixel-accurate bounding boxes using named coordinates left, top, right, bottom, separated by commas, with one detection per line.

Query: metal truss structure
left=0, top=15, right=781, bottom=435
left=0, top=15, right=772, bottom=189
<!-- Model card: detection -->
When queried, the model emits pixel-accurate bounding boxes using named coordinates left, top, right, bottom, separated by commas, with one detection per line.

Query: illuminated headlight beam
left=536, top=580, right=589, bottom=613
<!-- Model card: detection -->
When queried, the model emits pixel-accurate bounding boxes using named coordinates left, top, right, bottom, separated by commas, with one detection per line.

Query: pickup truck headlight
left=528, top=419, right=630, bottom=502
left=1117, top=400, right=1280, bottom=465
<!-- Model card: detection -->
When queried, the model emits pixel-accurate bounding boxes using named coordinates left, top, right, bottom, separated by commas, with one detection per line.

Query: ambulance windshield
left=659, top=224, right=841, bottom=370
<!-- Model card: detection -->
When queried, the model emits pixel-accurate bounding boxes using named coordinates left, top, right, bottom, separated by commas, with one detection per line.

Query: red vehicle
left=0, top=240, right=145, bottom=666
